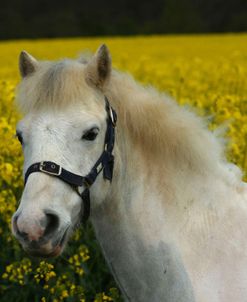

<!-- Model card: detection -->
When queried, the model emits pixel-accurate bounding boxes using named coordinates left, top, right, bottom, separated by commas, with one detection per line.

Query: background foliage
left=1, top=0, right=247, bottom=39
left=0, top=34, right=247, bottom=301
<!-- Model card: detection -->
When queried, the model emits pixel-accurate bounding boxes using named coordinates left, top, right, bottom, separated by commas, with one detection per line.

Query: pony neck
left=91, top=72, right=201, bottom=300
left=90, top=71, right=243, bottom=301
left=91, top=154, right=195, bottom=301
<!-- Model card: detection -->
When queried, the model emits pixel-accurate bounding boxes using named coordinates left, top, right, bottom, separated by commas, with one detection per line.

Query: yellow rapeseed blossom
left=0, top=35, right=246, bottom=301
left=68, top=245, right=90, bottom=276
left=34, top=261, right=56, bottom=283
left=2, top=258, right=32, bottom=285
left=94, top=292, right=113, bottom=302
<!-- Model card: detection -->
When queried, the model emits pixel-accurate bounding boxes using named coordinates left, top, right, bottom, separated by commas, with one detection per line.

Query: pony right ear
left=85, top=44, right=111, bottom=89
left=19, top=51, right=38, bottom=78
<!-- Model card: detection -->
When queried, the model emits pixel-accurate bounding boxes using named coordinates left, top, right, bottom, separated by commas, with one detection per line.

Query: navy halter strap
left=24, top=97, right=117, bottom=223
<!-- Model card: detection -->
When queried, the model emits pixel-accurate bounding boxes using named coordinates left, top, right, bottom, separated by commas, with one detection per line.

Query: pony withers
left=12, top=45, right=247, bottom=302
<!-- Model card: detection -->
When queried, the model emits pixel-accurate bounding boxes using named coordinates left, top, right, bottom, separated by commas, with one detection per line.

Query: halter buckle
left=40, top=161, right=62, bottom=176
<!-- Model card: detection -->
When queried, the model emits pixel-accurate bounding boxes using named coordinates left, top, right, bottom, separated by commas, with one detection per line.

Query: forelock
left=16, top=59, right=93, bottom=113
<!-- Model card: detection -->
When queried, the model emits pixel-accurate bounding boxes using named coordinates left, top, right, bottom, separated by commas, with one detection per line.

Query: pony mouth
left=24, top=227, right=70, bottom=258
left=27, top=245, right=63, bottom=258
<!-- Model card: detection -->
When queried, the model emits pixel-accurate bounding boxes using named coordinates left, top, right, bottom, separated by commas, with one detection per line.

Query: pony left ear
left=19, top=51, right=38, bottom=78
left=85, top=44, right=111, bottom=89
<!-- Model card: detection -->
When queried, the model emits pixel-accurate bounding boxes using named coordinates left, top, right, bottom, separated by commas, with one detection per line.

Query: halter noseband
left=24, top=97, right=117, bottom=223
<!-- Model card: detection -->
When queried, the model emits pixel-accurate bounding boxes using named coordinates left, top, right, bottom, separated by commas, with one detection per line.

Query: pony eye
left=16, top=131, right=23, bottom=145
left=82, top=127, right=99, bottom=141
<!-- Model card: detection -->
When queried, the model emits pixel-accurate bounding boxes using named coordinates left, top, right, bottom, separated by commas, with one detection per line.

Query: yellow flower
left=61, top=290, right=69, bottom=298
left=0, top=34, right=247, bottom=301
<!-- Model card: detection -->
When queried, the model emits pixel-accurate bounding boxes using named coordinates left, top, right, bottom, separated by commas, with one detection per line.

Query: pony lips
left=21, top=225, right=69, bottom=257
left=26, top=244, right=62, bottom=258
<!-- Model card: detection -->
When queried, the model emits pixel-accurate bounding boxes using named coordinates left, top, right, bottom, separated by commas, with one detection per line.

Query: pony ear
left=85, top=44, right=111, bottom=89
left=19, top=51, right=38, bottom=78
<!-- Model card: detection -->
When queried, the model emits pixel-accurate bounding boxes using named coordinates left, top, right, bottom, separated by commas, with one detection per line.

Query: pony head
left=12, top=45, right=114, bottom=257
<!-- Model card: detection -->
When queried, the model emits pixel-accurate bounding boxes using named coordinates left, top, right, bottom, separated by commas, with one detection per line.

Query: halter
left=24, top=97, right=117, bottom=223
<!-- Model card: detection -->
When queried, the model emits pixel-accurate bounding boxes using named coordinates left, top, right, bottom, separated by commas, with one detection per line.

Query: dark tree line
left=0, top=0, right=247, bottom=39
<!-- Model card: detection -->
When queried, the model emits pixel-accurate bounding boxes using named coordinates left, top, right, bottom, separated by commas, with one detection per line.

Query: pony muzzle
left=12, top=209, right=68, bottom=257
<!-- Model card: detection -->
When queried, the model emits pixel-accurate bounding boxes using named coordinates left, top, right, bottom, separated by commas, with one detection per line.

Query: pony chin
left=25, top=245, right=63, bottom=258
left=24, top=226, right=71, bottom=258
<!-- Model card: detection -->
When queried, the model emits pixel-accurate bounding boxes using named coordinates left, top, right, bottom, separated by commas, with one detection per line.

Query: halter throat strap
left=24, top=97, right=117, bottom=223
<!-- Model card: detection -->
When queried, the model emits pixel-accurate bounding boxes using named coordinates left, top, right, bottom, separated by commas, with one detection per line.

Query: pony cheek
left=90, top=177, right=111, bottom=208
left=69, top=195, right=84, bottom=224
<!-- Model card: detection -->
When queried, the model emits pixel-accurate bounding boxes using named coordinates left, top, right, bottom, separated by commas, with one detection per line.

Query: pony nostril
left=18, top=230, right=29, bottom=241
left=43, top=213, right=59, bottom=238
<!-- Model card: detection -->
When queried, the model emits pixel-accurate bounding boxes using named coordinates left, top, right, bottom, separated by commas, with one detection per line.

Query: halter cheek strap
left=24, top=97, right=117, bottom=224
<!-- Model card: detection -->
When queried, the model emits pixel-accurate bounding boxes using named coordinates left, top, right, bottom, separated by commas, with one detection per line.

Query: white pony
left=12, top=45, right=247, bottom=302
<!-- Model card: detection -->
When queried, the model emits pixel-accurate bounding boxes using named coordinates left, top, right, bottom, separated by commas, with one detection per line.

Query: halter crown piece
left=24, top=97, right=117, bottom=223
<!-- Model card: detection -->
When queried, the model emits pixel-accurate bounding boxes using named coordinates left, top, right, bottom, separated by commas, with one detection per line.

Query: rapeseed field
left=0, top=34, right=247, bottom=301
